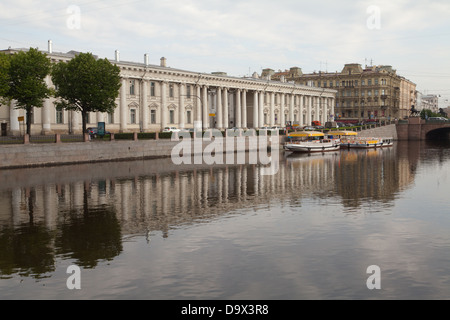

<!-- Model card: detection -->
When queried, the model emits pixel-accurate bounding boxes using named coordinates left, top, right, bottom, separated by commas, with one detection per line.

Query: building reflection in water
left=0, top=142, right=420, bottom=278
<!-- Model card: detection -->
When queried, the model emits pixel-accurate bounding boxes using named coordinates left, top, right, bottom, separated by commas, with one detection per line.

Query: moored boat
left=284, top=131, right=340, bottom=153
left=335, top=130, right=393, bottom=149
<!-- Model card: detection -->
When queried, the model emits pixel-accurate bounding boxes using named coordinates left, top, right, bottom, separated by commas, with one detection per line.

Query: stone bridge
left=396, top=117, right=450, bottom=140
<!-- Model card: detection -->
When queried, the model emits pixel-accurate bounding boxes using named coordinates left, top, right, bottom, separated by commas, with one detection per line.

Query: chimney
left=48, top=40, right=52, bottom=53
left=144, top=53, right=149, bottom=66
left=160, top=57, right=167, bottom=67
left=115, top=50, right=120, bottom=62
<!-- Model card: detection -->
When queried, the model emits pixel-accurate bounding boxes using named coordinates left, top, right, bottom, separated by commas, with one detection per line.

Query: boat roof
left=288, top=131, right=324, bottom=137
left=330, top=130, right=358, bottom=136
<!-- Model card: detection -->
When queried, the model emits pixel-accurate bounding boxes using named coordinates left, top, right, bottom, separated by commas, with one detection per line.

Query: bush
left=114, top=133, right=133, bottom=140
left=138, top=132, right=156, bottom=140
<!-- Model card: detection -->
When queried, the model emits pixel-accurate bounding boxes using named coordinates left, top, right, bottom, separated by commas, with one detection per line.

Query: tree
left=8, top=48, right=52, bottom=135
left=0, top=53, right=11, bottom=101
left=51, top=52, right=121, bottom=134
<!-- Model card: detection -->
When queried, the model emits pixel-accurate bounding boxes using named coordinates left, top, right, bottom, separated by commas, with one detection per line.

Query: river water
left=0, top=140, right=450, bottom=300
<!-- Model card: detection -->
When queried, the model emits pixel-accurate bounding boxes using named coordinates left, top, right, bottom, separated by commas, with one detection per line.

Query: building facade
left=268, top=63, right=416, bottom=122
left=0, top=44, right=336, bottom=135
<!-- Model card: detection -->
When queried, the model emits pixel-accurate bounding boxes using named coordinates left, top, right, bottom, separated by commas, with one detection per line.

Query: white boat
left=284, top=131, right=340, bottom=153
left=335, top=130, right=393, bottom=149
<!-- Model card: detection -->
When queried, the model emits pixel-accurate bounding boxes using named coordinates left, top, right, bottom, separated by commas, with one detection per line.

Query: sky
left=1, top=0, right=450, bottom=105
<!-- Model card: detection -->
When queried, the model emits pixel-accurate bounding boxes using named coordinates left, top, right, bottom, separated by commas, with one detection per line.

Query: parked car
left=162, top=127, right=181, bottom=132
left=303, top=126, right=316, bottom=131
left=86, top=127, right=110, bottom=136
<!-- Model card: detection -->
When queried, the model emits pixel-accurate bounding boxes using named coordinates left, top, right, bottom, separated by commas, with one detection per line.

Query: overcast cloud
left=1, top=0, right=450, bottom=102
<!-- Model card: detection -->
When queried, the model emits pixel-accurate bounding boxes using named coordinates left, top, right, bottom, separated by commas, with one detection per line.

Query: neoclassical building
left=1, top=42, right=336, bottom=135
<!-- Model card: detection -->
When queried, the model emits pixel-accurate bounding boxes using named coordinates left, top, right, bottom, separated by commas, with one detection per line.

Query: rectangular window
left=130, top=109, right=136, bottom=124
left=108, top=112, right=114, bottom=124
left=375, top=79, right=379, bottom=85
left=56, top=110, right=63, bottom=124
left=169, top=110, right=174, bottom=124
left=130, top=80, right=135, bottom=95
left=169, top=84, right=174, bottom=98
left=361, top=80, right=365, bottom=86
left=186, top=110, right=192, bottom=124
left=368, top=79, right=372, bottom=86
left=150, top=82, right=155, bottom=97
left=186, top=85, right=191, bottom=98
left=150, top=110, right=156, bottom=124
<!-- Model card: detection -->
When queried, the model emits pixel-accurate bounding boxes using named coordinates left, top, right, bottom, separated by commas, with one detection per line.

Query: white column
left=270, top=92, right=275, bottom=126
left=322, top=97, right=327, bottom=124
left=179, top=83, right=185, bottom=129
left=307, top=95, right=312, bottom=126
left=242, top=90, right=247, bottom=128
left=202, top=85, right=208, bottom=130
left=120, top=78, right=127, bottom=133
left=280, top=93, right=285, bottom=128
left=235, top=89, right=241, bottom=128
left=259, top=91, right=264, bottom=127
left=253, top=91, right=258, bottom=129
left=41, top=76, right=52, bottom=134
left=289, top=94, right=294, bottom=125
left=216, top=87, right=222, bottom=129
left=142, top=80, right=149, bottom=131
left=195, top=85, right=202, bottom=129
left=161, top=81, right=167, bottom=130
left=223, top=88, right=229, bottom=129
left=315, top=97, right=320, bottom=123
left=96, top=112, right=104, bottom=124
left=331, top=98, right=335, bottom=121
left=299, top=94, right=304, bottom=127
left=71, top=111, right=79, bottom=134
left=9, top=101, right=20, bottom=135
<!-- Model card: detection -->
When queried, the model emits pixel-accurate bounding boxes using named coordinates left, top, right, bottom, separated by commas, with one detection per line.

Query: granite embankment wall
left=0, top=135, right=277, bottom=169
left=355, top=124, right=398, bottom=140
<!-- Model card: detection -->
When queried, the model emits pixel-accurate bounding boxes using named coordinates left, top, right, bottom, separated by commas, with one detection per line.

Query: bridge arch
left=425, top=126, right=450, bottom=140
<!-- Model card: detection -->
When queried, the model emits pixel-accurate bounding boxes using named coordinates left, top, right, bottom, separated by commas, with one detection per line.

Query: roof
left=288, top=131, right=324, bottom=137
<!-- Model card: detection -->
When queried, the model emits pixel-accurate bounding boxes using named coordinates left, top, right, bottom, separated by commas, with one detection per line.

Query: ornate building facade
left=268, top=63, right=416, bottom=122
left=0, top=43, right=336, bottom=135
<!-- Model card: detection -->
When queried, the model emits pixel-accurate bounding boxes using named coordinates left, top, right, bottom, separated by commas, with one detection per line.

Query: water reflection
left=0, top=141, right=422, bottom=281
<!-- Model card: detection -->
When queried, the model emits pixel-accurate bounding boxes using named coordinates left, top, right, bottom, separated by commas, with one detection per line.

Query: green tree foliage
left=420, top=109, right=446, bottom=119
left=0, top=53, right=11, bottom=101
left=51, top=52, right=121, bottom=134
left=8, top=48, right=52, bottom=135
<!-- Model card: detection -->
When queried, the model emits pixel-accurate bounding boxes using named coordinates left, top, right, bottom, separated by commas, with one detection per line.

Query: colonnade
left=118, top=78, right=336, bottom=132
